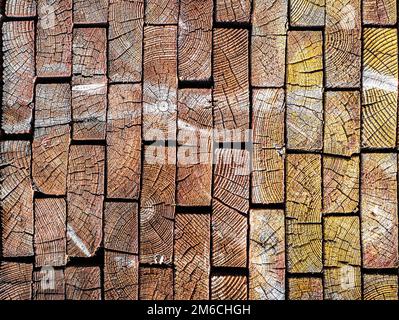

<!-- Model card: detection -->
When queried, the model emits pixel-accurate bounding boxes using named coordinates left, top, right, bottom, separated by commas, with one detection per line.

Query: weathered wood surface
left=104, top=251, right=138, bottom=300
left=33, top=269, right=65, bottom=300
left=249, top=209, right=285, bottom=300
left=251, top=35, right=286, bottom=88
left=104, top=202, right=138, bottom=254
left=0, top=262, right=32, bottom=300
left=290, top=0, right=325, bottom=27
left=145, top=0, right=179, bottom=24
left=252, top=0, right=288, bottom=36
left=36, top=0, right=72, bottom=78
left=143, top=26, right=177, bottom=141
left=67, top=145, right=105, bottom=258
left=251, top=0, right=287, bottom=87
left=0, top=141, right=34, bottom=257
left=287, top=31, right=323, bottom=151
left=178, top=0, right=213, bottom=82
left=73, top=28, right=107, bottom=78
left=5, top=0, right=36, bottom=17
left=288, top=277, right=323, bottom=300
left=324, top=91, right=361, bottom=156
left=140, top=146, right=176, bottom=265
left=2, top=0, right=399, bottom=302
left=252, top=89, right=285, bottom=204
left=211, top=275, right=247, bottom=300
left=65, top=266, right=101, bottom=300
left=363, top=274, right=398, bottom=300
left=139, top=267, right=173, bottom=300
left=107, top=84, right=141, bottom=199
left=286, top=154, right=322, bottom=273
left=287, top=154, right=321, bottom=223
left=177, top=88, right=212, bottom=206
left=363, top=0, right=397, bottom=25
left=74, top=0, right=108, bottom=24
left=33, top=84, right=71, bottom=195
left=2, top=21, right=35, bottom=134
left=362, top=28, right=398, bottom=148
left=323, top=216, right=361, bottom=300
left=72, top=76, right=107, bottom=140
left=212, top=149, right=249, bottom=268
left=325, top=0, right=361, bottom=88
left=213, top=28, right=249, bottom=142
left=216, top=0, right=251, bottom=23
left=34, top=198, right=67, bottom=267
left=361, top=153, right=398, bottom=269
left=175, top=214, right=210, bottom=300
left=72, top=28, right=107, bottom=140
left=108, top=0, right=144, bottom=83
left=323, top=156, right=359, bottom=214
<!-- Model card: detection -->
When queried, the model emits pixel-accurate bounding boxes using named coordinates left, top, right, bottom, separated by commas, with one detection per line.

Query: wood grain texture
left=34, top=198, right=66, bottom=267
left=72, top=76, right=107, bottom=140
left=252, top=148, right=284, bottom=205
left=252, top=89, right=285, bottom=148
left=211, top=275, right=247, bottom=300
left=0, top=262, right=32, bottom=300
left=5, top=0, right=36, bottom=17
left=140, top=146, right=176, bottom=265
left=143, top=26, right=177, bottom=141
left=216, top=0, right=251, bottom=23
left=363, top=274, right=398, bottom=300
left=251, top=0, right=287, bottom=87
left=0, top=141, right=34, bottom=257
left=33, top=269, right=65, bottom=300
left=109, top=0, right=144, bottom=83
left=177, top=89, right=212, bottom=206
left=249, top=209, right=285, bottom=300
left=287, top=154, right=321, bottom=223
left=139, top=267, right=173, bottom=300
left=324, top=91, right=361, bottom=156
left=178, top=0, right=213, bottom=82
left=104, top=251, right=138, bottom=300
left=286, top=154, right=322, bottom=273
left=362, top=28, right=398, bottom=148
left=72, top=28, right=107, bottom=140
left=361, top=153, right=398, bottom=268
left=36, top=0, right=72, bottom=78
left=33, top=84, right=71, bottom=195
left=73, top=28, right=107, bottom=78
left=175, top=214, right=210, bottom=300
left=252, top=0, right=288, bottom=36
left=325, top=0, right=361, bottom=88
left=288, top=277, right=323, bottom=300
left=2, top=21, right=35, bottom=134
left=252, top=89, right=285, bottom=204
left=214, top=28, right=249, bottom=142
left=67, top=145, right=104, bottom=258
left=251, top=35, right=286, bottom=88
left=73, top=0, right=108, bottom=24
left=65, top=267, right=101, bottom=300
left=290, top=0, right=325, bottom=26
left=323, top=216, right=361, bottom=300
left=323, top=156, right=359, bottom=214
left=212, top=149, right=249, bottom=268
left=145, top=0, right=178, bottom=24
left=363, top=0, right=396, bottom=25
left=107, top=84, right=141, bottom=199
left=104, top=202, right=138, bottom=254
left=287, top=222, right=322, bottom=274
left=287, top=31, right=323, bottom=151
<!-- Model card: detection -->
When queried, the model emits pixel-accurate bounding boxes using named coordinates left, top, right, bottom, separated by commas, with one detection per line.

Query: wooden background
left=0, top=0, right=399, bottom=300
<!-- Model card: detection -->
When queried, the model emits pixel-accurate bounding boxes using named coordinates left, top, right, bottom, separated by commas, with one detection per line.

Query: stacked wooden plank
left=0, top=0, right=399, bottom=301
